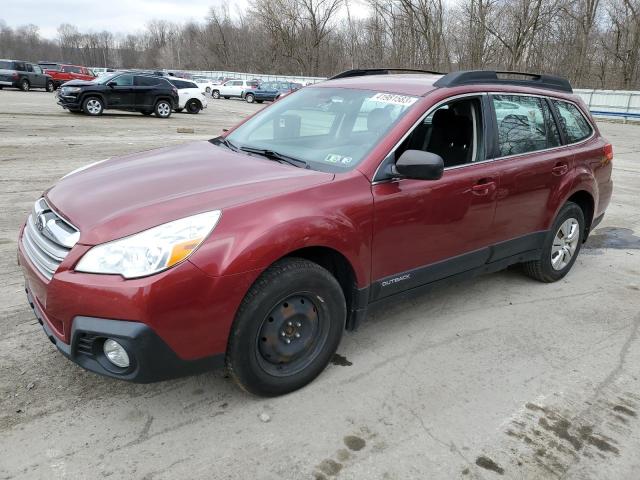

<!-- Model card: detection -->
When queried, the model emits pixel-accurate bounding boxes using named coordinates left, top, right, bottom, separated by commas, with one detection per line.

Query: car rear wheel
left=46, top=80, right=55, bottom=92
left=522, top=201, right=585, bottom=282
left=245, top=93, right=255, bottom=103
left=212, top=90, right=220, bottom=99
left=154, top=100, right=172, bottom=118
left=226, top=258, right=346, bottom=396
left=206, top=87, right=211, bottom=94
left=20, top=79, right=30, bottom=91
left=186, top=100, right=201, bottom=114
left=82, top=97, right=104, bottom=116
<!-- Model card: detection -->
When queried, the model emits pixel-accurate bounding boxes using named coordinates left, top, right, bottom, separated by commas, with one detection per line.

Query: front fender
left=188, top=173, right=374, bottom=288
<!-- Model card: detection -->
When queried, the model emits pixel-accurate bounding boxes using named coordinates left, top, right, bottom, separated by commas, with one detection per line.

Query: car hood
left=46, top=141, right=333, bottom=245
left=60, top=79, right=98, bottom=87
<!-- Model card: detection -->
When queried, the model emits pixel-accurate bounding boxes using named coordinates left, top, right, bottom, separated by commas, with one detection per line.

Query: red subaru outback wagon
left=18, top=69, right=613, bottom=396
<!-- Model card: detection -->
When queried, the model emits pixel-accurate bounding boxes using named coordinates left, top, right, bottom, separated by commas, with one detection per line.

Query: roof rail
left=329, top=68, right=444, bottom=80
left=433, top=70, right=572, bottom=93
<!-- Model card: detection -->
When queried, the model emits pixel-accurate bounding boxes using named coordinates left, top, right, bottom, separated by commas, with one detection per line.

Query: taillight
left=603, top=143, right=613, bottom=163
left=12, top=72, right=18, bottom=79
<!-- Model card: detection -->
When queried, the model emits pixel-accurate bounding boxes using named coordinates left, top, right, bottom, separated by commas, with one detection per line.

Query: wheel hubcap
left=158, top=103, right=170, bottom=116
left=551, top=218, right=580, bottom=270
left=256, top=294, right=326, bottom=376
left=86, top=99, right=101, bottom=114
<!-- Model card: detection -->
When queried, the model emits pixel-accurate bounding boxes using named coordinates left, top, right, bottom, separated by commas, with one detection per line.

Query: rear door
left=25, top=63, right=44, bottom=88
left=489, top=94, right=572, bottom=248
left=134, top=75, right=164, bottom=109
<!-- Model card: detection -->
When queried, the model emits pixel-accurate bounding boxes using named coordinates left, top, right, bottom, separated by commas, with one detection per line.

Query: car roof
left=315, top=73, right=443, bottom=96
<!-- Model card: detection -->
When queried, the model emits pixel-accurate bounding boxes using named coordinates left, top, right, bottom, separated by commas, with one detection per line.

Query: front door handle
left=552, top=162, right=569, bottom=176
left=471, top=180, right=496, bottom=196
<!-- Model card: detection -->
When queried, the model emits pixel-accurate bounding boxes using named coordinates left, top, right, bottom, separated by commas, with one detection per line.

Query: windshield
left=226, top=87, right=417, bottom=172
left=95, top=72, right=120, bottom=84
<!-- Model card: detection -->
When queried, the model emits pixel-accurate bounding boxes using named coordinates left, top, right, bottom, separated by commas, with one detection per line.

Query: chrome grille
left=21, top=198, right=79, bottom=280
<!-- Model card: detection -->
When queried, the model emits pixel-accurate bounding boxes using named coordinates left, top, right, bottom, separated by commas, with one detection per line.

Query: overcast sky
left=1, top=0, right=371, bottom=39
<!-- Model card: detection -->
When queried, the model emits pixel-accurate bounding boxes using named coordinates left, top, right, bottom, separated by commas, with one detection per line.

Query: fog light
left=103, top=339, right=130, bottom=368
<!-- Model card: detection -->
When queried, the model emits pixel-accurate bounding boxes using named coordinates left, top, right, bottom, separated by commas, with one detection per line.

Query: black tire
left=212, top=90, right=220, bottom=99
left=245, top=93, right=255, bottom=103
left=46, top=80, right=55, bottom=92
left=20, top=79, right=30, bottom=91
left=226, top=257, right=346, bottom=396
left=154, top=99, right=172, bottom=118
left=186, top=99, right=201, bottom=114
left=141, top=110, right=153, bottom=115
left=522, top=201, right=585, bottom=283
left=82, top=96, right=104, bottom=116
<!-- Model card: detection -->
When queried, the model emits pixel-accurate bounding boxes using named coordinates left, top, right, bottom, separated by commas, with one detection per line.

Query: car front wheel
left=523, top=201, right=585, bottom=282
left=226, top=258, right=346, bottom=396
left=46, top=80, right=55, bottom=92
left=212, top=90, right=220, bottom=99
left=245, top=93, right=255, bottom=103
left=82, top=96, right=104, bottom=116
left=154, top=100, right=172, bottom=118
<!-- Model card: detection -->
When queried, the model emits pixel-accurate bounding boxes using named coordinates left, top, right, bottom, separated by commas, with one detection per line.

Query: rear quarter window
left=0, top=61, right=14, bottom=69
left=552, top=100, right=593, bottom=143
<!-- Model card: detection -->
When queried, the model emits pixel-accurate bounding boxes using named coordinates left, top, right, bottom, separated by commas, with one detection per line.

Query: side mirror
left=395, top=150, right=444, bottom=180
left=107, top=81, right=116, bottom=88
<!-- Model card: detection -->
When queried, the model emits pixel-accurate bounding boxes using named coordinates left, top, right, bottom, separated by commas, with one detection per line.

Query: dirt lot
left=1, top=89, right=639, bottom=480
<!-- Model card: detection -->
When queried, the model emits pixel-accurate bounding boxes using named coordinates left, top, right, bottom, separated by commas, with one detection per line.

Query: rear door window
left=135, top=76, right=163, bottom=87
left=552, top=100, right=593, bottom=143
left=493, top=95, right=558, bottom=157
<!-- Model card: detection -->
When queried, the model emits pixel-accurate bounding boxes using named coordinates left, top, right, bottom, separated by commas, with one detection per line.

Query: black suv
left=56, top=72, right=179, bottom=118
left=0, top=59, right=55, bottom=92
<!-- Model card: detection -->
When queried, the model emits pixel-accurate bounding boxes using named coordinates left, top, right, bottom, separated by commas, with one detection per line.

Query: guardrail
left=574, top=89, right=640, bottom=122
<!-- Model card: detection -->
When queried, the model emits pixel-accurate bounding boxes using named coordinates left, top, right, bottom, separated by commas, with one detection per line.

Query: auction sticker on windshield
left=371, top=93, right=418, bottom=106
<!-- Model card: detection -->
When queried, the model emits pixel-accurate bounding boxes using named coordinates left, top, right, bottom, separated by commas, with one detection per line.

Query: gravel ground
left=1, top=89, right=639, bottom=480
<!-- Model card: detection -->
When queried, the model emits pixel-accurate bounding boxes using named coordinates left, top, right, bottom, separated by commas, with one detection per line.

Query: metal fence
left=184, top=70, right=325, bottom=85
left=574, top=89, right=640, bottom=121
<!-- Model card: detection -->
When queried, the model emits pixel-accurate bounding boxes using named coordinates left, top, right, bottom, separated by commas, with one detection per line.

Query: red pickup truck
left=45, top=64, right=95, bottom=88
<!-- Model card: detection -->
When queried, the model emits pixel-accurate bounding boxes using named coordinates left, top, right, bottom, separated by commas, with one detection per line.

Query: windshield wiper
left=211, top=136, right=239, bottom=152
left=239, top=146, right=308, bottom=169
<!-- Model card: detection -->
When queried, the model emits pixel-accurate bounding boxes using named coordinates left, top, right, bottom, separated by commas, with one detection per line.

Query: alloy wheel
left=551, top=218, right=580, bottom=270
left=85, top=99, right=102, bottom=115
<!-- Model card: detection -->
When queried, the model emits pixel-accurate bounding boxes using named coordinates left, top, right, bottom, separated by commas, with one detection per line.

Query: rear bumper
left=25, top=284, right=223, bottom=382
left=0, top=80, right=17, bottom=87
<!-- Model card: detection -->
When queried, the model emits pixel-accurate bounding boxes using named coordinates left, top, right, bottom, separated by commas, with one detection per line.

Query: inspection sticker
left=371, top=93, right=418, bottom=106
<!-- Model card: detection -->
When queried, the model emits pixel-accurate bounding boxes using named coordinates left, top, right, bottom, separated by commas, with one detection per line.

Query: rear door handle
left=552, top=162, right=569, bottom=176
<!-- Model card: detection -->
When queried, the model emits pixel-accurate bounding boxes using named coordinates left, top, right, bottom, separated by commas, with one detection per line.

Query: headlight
left=63, top=86, right=81, bottom=94
left=75, top=211, right=221, bottom=278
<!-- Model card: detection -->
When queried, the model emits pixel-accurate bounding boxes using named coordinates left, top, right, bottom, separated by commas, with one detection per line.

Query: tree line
left=1, top=0, right=639, bottom=89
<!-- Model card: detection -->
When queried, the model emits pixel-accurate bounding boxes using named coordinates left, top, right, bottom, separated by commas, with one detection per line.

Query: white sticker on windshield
left=371, top=93, right=418, bottom=106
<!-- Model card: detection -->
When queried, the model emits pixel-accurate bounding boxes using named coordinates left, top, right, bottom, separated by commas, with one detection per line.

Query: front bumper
left=26, top=284, right=223, bottom=382
left=17, top=221, right=260, bottom=381
left=56, top=93, right=81, bottom=109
